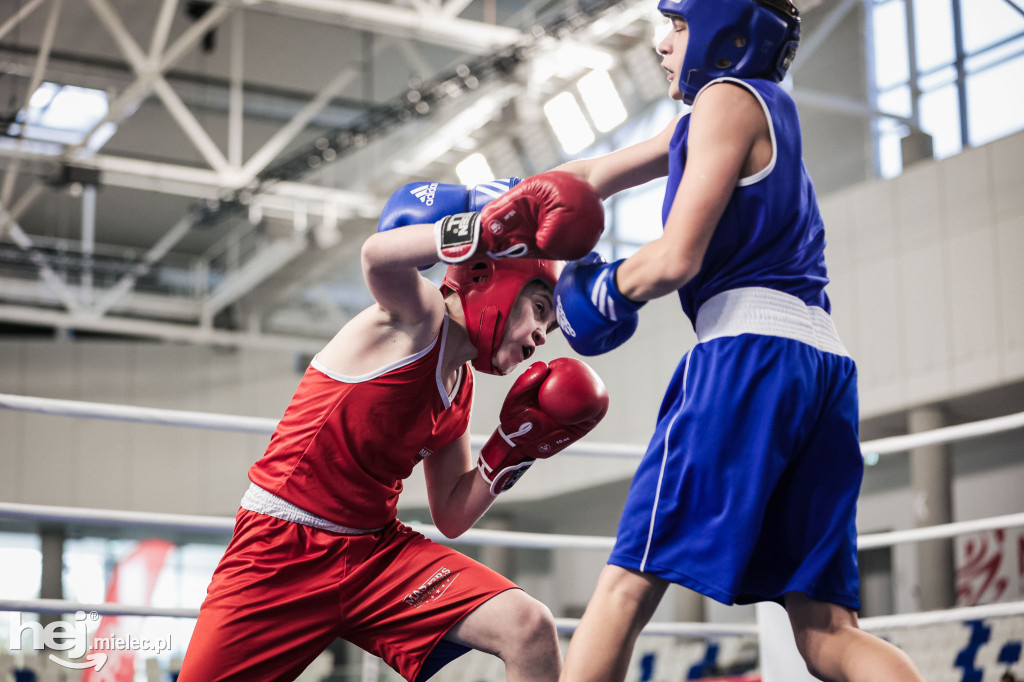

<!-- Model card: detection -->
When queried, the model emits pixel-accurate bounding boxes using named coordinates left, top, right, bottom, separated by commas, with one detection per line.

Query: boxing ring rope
left=2, top=392, right=1024, bottom=458
left=3, top=596, right=1022, bottom=636
left=2, top=500, right=1024, bottom=553
left=0, top=598, right=761, bottom=637
left=2, top=391, right=1024, bottom=642
left=2, top=498, right=1024, bottom=635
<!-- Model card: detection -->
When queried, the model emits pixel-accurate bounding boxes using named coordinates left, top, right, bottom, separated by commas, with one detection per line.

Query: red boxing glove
left=435, top=171, right=604, bottom=263
left=478, top=357, right=609, bottom=495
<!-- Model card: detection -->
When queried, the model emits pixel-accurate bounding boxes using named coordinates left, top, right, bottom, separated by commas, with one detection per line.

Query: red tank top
left=248, top=317, right=474, bottom=529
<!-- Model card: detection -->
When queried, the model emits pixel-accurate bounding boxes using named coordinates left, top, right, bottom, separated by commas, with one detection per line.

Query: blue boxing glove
left=466, top=178, right=523, bottom=211
left=554, top=252, right=645, bottom=356
left=378, top=178, right=520, bottom=269
left=377, top=178, right=522, bottom=232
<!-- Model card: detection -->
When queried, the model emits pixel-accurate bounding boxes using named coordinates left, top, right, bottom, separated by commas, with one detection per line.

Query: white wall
left=821, top=130, right=1024, bottom=418
left=0, top=340, right=297, bottom=515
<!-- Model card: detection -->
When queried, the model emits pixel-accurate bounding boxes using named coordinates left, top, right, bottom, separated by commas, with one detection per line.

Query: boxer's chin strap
left=471, top=306, right=502, bottom=375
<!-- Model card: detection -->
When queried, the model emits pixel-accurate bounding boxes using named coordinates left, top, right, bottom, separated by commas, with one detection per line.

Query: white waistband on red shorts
left=240, top=482, right=383, bottom=535
left=694, top=287, right=849, bottom=357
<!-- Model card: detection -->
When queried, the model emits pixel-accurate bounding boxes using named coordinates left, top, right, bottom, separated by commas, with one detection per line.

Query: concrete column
left=908, top=405, right=956, bottom=610
left=901, top=129, right=934, bottom=167
left=39, top=529, right=65, bottom=631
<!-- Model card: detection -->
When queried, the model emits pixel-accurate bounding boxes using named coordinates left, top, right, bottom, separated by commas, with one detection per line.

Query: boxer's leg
left=560, top=566, right=668, bottom=682
left=785, top=592, right=924, bottom=682
left=443, top=588, right=562, bottom=682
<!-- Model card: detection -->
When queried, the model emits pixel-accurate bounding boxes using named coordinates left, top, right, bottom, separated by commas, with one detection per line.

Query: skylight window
left=7, top=82, right=110, bottom=146
left=455, top=153, right=495, bottom=186
left=544, top=92, right=595, bottom=155
left=577, top=69, right=628, bottom=133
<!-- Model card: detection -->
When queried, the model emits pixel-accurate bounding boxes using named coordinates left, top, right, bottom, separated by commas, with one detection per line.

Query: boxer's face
left=658, top=15, right=689, bottom=101
left=491, top=282, right=558, bottom=375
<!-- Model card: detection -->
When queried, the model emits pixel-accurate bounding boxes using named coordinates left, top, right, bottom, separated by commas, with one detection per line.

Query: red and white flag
left=82, top=538, right=175, bottom=682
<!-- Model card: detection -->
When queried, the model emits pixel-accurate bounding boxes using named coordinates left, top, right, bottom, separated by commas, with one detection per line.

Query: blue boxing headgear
left=657, top=0, right=800, bottom=104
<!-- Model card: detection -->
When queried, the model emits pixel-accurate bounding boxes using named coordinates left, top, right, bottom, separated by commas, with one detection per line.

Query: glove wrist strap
left=478, top=425, right=533, bottom=496
left=435, top=212, right=481, bottom=263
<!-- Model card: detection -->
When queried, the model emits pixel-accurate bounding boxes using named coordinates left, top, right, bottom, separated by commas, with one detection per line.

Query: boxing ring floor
left=0, top=392, right=1022, bottom=680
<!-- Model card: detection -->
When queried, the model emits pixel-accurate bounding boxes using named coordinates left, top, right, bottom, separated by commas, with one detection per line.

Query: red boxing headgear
left=443, top=258, right=563, bottom=375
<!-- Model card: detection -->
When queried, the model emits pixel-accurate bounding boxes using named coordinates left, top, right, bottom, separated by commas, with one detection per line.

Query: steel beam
left=0, top=182, right=77, bottom=316
left=950, top=0, right=970, bottom=148
left=0, top=0, right=62, bottom=208
left=200, top=235, right=309, bottom=323
left=0, top=276, right=200, bottom=320
left=1, top=210, right=83, bottom=313
left=238, top=67, right=362, bottom=185
left=389, top=82, right=523, bottom=175
left=229, top=11, right=245, bottom=168
left=0, top=47, right=370, bottom=131
left=0, top=145, right=382, bottom=213
left=0, top=304, right=325, bottom=352
left=0, top=0, right=48, bottom=43
left=788, top=0, right=858, bottom=79
left=90, top=216, right=196, bottom=318
left=85, top=0, right=232, bottom=174
left=80, top=184, right=96, bottom=304
left=79, top=0, right=232, bottom=151
left=148, top=0, right=180, bottom=60
left=1000, top=0, right=1024, bottom=20
left=441, top=0, right=475, bottom=18
left=74, top=2, right=234, bottom=158
left=256, top=0, right=524, bottom=53
left=790, top=87, right=915, bottom=127
left=0, top=183, right=44, bottom=240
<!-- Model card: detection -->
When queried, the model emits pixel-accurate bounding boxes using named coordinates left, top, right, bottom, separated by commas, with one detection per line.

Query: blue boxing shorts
left=608, top=288, right=863, bottom=609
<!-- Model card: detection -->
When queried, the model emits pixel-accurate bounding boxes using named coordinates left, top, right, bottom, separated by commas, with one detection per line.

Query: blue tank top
left=663, top=77, right=830, bottom=324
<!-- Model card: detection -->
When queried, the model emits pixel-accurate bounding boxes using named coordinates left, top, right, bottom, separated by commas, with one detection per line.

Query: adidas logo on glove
left=411, top=183, right=438, bottom=206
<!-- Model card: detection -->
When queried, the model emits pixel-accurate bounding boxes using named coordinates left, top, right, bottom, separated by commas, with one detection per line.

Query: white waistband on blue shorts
left=240, top=482, right=383, bottom=535
left=694, top=287, right=849, bottom=357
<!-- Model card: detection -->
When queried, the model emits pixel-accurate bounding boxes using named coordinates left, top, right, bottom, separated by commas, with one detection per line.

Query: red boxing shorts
left=179, top=509, right=518, bottom=682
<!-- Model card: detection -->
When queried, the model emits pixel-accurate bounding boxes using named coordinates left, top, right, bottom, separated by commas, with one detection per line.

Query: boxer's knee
left=498, top=592, right=558, bottom=658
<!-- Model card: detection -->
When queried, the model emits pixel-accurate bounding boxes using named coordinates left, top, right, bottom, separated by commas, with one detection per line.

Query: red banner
left=82, top=539, right=175, bottom=682
left=957, top=528, right=1024, bottom=606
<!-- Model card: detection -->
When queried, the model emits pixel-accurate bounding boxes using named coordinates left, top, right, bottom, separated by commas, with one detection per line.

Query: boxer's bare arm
left=556, top=114, right=677, bottom=199
left=317, top=223, right=444, bottom=377
left=424, top=430, right=495, bottom=538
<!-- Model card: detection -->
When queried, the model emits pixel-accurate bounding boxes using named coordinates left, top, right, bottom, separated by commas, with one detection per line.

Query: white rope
left=860, top=410, right=1024, bottom=455
left=2, top=599, right=1020, bottom=637
left=2, top=398, right=1020, bottom=643
left=0, top=392, right=639, bottom=456
left=857, top=511, right=1024, bottom=550
left=0, top=599, right=757, bottom=637
left=0, top=393, right=276, bottom=435
left=0, top=501, right=235, bottom=534
left=860, top=600, right=1024, bottom=631
left=553, top=618, right=757, bottom=637
left=1, top=501, right=1022, bottom=552
left=410, top=524, right=614, bottom=551
left=2, top=392, right=1022, bottom=459
left=0, top=500, right=615, bottom=549
left=0, top=598, right=198, bottom=619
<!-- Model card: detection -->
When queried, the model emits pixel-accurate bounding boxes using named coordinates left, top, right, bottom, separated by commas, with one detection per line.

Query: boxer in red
left=179, top=172, right=609, bottom=682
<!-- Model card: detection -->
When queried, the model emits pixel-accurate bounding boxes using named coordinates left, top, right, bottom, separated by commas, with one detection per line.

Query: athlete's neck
left=441, top=297, right=478, bottom=379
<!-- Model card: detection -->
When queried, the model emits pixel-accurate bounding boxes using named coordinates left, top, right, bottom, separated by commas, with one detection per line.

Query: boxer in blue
left=553, top=1, right=925, bottom=680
